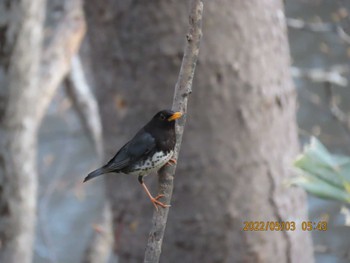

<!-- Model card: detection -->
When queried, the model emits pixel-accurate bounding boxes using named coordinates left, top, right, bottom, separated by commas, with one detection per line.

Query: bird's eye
left=159, top=114, right=166, bottom=120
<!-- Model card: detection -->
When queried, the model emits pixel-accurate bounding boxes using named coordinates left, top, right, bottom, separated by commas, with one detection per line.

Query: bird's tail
left=83, top=166, right=114, bottom=182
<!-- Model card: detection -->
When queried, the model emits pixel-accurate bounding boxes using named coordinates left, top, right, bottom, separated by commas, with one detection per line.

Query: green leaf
left=294, top=137, right=345, bottom=189
left=290, top=175, right=350, bottom=203
left=292, top=137, right=350, bottom=203
left=294, top=153, right=345, bottom=189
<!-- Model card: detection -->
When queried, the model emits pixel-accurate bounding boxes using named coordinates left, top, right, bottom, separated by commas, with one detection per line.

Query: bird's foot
left=151, top=194, right=170, bottom=211
left=141, top=182, right=170, bottom=210
left=166, top=158, right=177, bottom=166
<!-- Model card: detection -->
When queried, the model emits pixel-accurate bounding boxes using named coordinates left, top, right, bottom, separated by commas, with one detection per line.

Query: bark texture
left=85, top=0, right=314, bottom=262
left=0, top=0, right=45, bottom=262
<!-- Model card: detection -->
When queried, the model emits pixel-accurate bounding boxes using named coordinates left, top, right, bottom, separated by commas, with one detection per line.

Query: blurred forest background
left=1, top=0, right=350, bottom=263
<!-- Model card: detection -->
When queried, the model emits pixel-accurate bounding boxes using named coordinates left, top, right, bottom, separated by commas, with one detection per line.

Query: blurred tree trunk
left=0, top=0, right=45, bottom=262
left=85, top=0, right=314, bottom=262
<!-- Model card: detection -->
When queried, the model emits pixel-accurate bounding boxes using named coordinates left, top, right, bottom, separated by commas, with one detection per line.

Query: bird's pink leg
left=141, top=182, right=170, bottom=210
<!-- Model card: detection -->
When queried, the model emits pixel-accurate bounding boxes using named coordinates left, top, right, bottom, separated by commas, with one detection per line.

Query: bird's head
left=147, top=110, right=183, bottom=130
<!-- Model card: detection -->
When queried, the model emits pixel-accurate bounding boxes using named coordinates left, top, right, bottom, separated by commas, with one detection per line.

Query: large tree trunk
left=85, top=0, right=314, bottom=262
left=0, top=0, right=45, bottom=262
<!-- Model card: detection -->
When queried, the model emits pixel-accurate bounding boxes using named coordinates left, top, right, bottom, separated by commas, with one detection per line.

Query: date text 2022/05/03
left=243, top=221, right=328, bottom=231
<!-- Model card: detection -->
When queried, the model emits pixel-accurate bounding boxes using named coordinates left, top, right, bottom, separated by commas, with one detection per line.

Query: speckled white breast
left=129, top=150, right=173, bottom=176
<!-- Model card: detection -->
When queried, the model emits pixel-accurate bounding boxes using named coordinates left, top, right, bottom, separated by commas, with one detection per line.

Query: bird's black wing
left=105, top=129, right=156, bottom=171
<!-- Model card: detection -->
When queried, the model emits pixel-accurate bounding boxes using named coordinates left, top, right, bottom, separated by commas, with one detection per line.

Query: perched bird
left=84, top=109, right=182, bottom=209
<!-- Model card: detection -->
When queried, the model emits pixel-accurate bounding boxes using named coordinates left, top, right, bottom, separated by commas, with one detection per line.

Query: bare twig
left=286, top=17, right=350, bottom=44
left=143, top=1, right=203, bottom=262
left=65, top=55, right=103, bottom=158
left=291, top=66, right=349, bottom=87
left=37, top=0, right=86, bottom=123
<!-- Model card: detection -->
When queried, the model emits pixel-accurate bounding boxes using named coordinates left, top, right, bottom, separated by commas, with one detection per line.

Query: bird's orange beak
left=168, top=112, right=183, bottom=121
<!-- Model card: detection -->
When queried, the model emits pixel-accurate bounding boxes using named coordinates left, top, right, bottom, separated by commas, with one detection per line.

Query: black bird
left=84, top=110, right=182, bottom=209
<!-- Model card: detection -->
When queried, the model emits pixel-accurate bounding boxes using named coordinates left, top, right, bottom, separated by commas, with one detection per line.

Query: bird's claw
left=154, top=194, right=165, bottom=200
left=151, top=195, right=170, bottom=211
left=166, top=158, right=177, bottom=166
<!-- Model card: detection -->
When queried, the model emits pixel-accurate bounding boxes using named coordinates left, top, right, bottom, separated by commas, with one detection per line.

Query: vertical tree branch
left=36, top=0, right=86, bottom=123
left=65, top=55, right=103, bottom=158
left=143, top=1, right=203, bottom=262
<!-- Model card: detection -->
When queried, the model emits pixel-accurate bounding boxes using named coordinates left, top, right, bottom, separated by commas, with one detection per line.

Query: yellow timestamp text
left=243, top=221, right=327, bottom=231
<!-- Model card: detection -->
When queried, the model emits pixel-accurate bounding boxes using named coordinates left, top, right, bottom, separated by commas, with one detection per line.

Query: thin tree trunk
left=84, top=1, right=191, bottom=261
left=0, top=0, right=46, bottom=262
left=144, top=1, right=203, bottom=262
